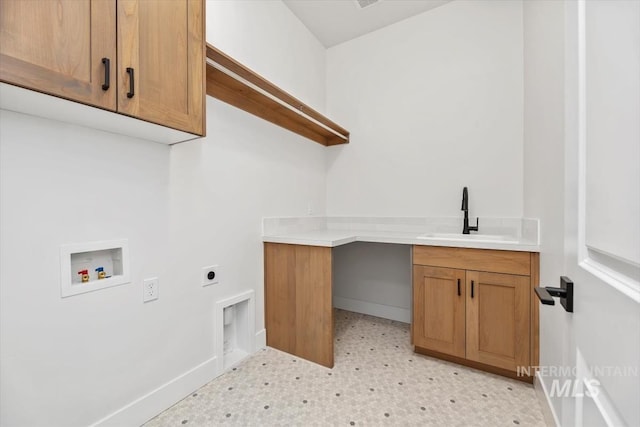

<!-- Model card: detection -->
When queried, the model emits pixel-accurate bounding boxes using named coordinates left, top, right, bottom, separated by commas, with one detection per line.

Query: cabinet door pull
left=126, top=67, right=135, bottom=98
left=457, top=279, right=461, bottom=296
left=471, top=280, right=475, bottom=298
left=101, top=58, right=110, bottom=90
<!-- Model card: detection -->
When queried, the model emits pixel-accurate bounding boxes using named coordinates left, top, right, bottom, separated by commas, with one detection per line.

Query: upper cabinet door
left=0, top=0, right=116, bottom=110
left=117, top=0, right=205, bottom=135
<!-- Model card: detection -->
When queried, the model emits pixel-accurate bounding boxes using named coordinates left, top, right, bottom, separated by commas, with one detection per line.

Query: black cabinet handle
left=101, top=58, right=110, bottom=90
left=457, top=279, right=461, bottom=296
left=126, top=67, right=135, bottom=98
left=471, top=280, right=475, bottom=298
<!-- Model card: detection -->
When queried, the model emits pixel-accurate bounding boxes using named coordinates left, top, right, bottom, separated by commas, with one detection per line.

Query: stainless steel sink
left=416, top=232, right=518, bottom=244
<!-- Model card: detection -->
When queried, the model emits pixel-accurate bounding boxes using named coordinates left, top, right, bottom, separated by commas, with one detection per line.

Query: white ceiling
left=283, top=0, right=452, bottom=48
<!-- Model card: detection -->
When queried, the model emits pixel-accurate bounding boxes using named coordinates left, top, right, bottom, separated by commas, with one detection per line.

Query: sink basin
left=417, top=233, right=518, bottom=244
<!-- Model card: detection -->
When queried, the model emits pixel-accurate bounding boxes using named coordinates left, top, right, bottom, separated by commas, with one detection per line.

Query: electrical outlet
left=202, top=265, right=219, bottom=287
left=143, top=277, right=159, bottom=302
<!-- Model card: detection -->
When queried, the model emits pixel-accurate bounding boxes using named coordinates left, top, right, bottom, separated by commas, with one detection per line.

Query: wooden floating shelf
left=205, top=43, right=349, bottom=146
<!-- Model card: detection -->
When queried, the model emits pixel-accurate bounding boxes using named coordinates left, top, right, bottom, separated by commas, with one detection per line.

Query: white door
left=561, top=0, right=640, bottom=425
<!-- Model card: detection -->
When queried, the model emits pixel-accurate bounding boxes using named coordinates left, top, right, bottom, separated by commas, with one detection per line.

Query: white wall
left=326, top=0, right=525, bottom=313
left=0, top=1, right=327, bottom=426
left=171, top=0, right=327, bottom=358
left=325, top=0, right=524, bottom=218
left=206, top=0, right=326, bottom=111
left=169, top=90, right=327, bottom=365
left=333, top=242, right=412, bottom=322
left=522, top=1, right=566, bottom=424
left=0, top=111, right=173, bottom=426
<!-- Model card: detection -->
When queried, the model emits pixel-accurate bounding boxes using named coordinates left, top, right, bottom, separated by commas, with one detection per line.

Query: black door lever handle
left=535, top=276, right=574, bottom=312
left=534, top=287, right=556, bottom=305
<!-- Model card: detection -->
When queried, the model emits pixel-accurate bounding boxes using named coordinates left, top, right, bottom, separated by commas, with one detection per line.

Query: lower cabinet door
left=466, top=270, right=530, bottom=371
left=413, top=265, right=466, bottom=358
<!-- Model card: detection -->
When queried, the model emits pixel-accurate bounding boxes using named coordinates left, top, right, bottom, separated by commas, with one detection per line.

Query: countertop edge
left=262, top=233, right=540, bottom=252
left=262, top=235, right=357, bottom=248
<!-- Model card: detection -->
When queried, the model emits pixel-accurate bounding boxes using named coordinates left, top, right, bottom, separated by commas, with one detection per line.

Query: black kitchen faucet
left=461, top=187, right=479, bottom=234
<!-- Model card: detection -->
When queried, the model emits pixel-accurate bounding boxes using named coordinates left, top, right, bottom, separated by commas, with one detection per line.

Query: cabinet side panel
left=264, top=243, right=296, bottom=355
left=295, top=246, right=333, bottom=368
left=189, top=0, right=205, bottom=135
left=513, top=272, right=530, bottom=370
left=530, top=252, right=540, bottom=368
left=412, top=265, right=423, bottom=345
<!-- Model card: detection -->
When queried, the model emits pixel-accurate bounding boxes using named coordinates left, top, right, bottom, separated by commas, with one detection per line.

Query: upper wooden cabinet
left=0, top=0, right=116, bottom=110
left=0, top=0, right=204, bottom=136
left=117, top=0, right=204, bottom=135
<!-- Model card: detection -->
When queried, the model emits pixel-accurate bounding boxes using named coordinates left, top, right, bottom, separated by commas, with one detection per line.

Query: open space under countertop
left=262, top=216, right=540, bottom=252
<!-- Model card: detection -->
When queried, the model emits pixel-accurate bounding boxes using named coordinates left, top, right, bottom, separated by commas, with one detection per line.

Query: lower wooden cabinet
left=413, top=246, right=538, bottom=380
left=262, top=242, right=538, bottom=380
left=264, top=242, right=334, bottom=368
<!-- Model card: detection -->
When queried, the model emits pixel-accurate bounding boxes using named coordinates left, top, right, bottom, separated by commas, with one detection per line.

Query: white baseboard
left=333, top=296, right=410, bottom=323
left=90, top=356, right=218, bottom=427
left=255, top=328, right=266, bottom=350
left=534, top=372, right=561, bottom=427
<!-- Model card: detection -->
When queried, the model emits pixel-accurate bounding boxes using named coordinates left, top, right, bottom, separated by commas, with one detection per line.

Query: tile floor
left=144, top=309, right=546, bottom=426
